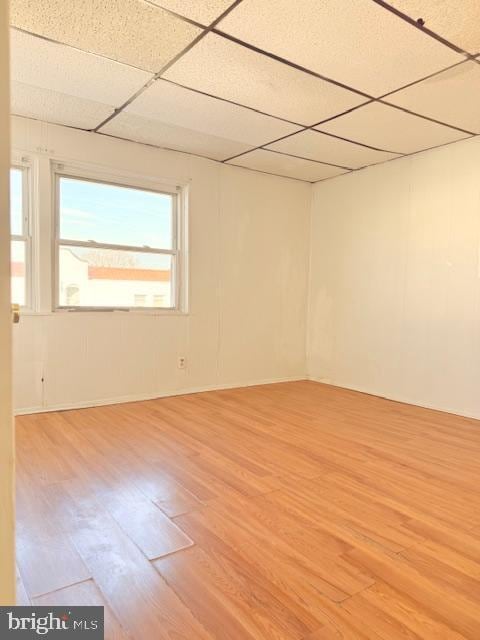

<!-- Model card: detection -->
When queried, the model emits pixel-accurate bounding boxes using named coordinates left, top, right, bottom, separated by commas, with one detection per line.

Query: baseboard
left=14, top=375, right=306, bottom=416
left=17, top=375, right=480, bottom=423
left=306, top=375, right=480, bottom=422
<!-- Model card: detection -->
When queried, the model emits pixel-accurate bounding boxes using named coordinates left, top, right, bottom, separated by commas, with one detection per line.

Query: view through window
left=56, top=175, right=178, bottom=310
left=10, top=167, right=28, bottom=307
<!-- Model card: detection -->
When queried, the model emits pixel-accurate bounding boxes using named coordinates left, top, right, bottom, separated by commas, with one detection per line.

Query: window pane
left=59, top=177, right=173, bottom=249
left=58, top=245, right=174, bottom=308
left=10, top=168, right=23, bottom=236
left=11, top=240, right=26, bottom=306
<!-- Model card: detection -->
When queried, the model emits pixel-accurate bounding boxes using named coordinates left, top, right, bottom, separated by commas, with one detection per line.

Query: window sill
left=18, top=309, right=190, bottom=317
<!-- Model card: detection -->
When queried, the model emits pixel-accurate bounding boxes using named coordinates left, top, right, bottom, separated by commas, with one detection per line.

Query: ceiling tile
left=10, top=0, right=201, bottom=72
left=125, top=80, right=301, bottom=146
left=150, top=0, right=234, bottom=25
left=388, top=0, right=480, bottom=54
left=226, top=149, right=349, bottom=182
left=10, top=30, right=152, bottom=106
left=267, top=129, right=400, bottom=169
left=11, top=81, right=113, bottom=129
left=216, top=0, right=463, bottom=96
left=100, top=111, right=253, bottom=161
left=164, top=33, right=367, bottom=125
left=387, top=62, right=480, bottom=134
left=318, top=102, right=469, bottom=154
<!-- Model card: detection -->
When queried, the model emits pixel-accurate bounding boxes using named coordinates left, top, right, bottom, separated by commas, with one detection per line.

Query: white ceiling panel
left=100, top=111, right=253, bottom=161
left=227, top=149, right=349, bottom=182
left=318, top=102, right=469, bottom=154
left=217, top=0, right=463, bottom=96
left=387, top=62, right=480, bottom=134
left=267, top=129, right=400, bottom=169
left=11, top=30, right=152, bottom=106
left=10, top=0, right=201, bottom=72
left=11, top=81, right=113, bottom=129
left=164, top=33, right=367, bottom=125
left=10, top=0, right=474, bottom=174
left=125, top=80, right=301, bottom=146
left=389, top=0, right=480, bottom=54
left=150, top=0, right=234, bottom=25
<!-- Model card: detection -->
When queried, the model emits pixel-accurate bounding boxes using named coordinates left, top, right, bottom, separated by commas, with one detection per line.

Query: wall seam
left=304, top=181, right=315, bottom=378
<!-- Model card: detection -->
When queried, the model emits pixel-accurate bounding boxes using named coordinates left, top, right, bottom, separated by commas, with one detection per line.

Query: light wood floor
left=15, top=380, right=480, bottom=639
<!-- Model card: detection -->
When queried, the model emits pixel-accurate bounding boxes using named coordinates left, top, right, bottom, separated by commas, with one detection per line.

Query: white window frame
left=10, top=160, right=34, bottom=310
left=52, top=163, right=187, bottom=313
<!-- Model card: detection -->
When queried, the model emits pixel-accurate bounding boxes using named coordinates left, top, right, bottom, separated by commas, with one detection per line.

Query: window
left=10, top=167, right=31, bottom=307
left=65, top=285, right=80, bottom=306
left=55, top=172, right=181, bottom=310
left=153, top=294, right=167, bottom=307
left=133, top=294, right=147, bottom=307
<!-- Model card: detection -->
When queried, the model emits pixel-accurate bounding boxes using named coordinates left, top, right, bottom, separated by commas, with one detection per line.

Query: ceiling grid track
left=93, top=0, right=246, bottom=132
left=9, top=0, right=480, bottom=182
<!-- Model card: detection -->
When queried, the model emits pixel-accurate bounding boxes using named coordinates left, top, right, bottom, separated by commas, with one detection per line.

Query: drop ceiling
left=9, top=0, right=480, bottom=183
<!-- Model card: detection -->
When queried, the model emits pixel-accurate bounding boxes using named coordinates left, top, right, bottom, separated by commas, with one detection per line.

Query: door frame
left=0, top=0, right=15, bottom=605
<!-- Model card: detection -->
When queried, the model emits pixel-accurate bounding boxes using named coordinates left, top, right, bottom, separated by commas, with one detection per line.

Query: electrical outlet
left=178, top=356, right=186, bottom=369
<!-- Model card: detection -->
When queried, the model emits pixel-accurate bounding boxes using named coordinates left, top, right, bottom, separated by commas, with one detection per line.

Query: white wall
left=308, top=135, right=480, bottom=419
left=12, top=116, right=310, bottom=413
left=19, top=115, right=480, bottom=420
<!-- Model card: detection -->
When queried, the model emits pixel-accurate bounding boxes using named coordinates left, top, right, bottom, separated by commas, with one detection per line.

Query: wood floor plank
left=174, top=508, right=347, bottom=620
left=175, top=504, right=374, bottom=605
left=303, top=613, right=385, bottom=640
left=56, top=415, right=205, bottom=518
left=16, top=533, right=91, bottom=599
left=341, top=581, right=467, bottom=640
left=403, top=518, right=480, bottom=562
left=16, top=414, right=78, bottom=485
left=129, top=461, right=206, bottom=518
left=16, top=473, right=91, bottom=598
left=100, top=489, right=194, bottom=560
left=304, top=469, right=474, bottom=544
left=207, top=492, right=375, bottom=593
left=41, top=417, right=194, bottom=560
left=155, top=545, right=313, bottom=640
left=260, top=484, right=420, bottom=554
left=33, top=580, right=131, bottom=640
left=345, top=545, right=480, bottom=639
left=16, top=381, right=480, bottom=639
left=400, top=544, right=480, bottom=603
left=304, top=628, right=344, bottom=640
left=43, top=480, right=213, bottom=640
